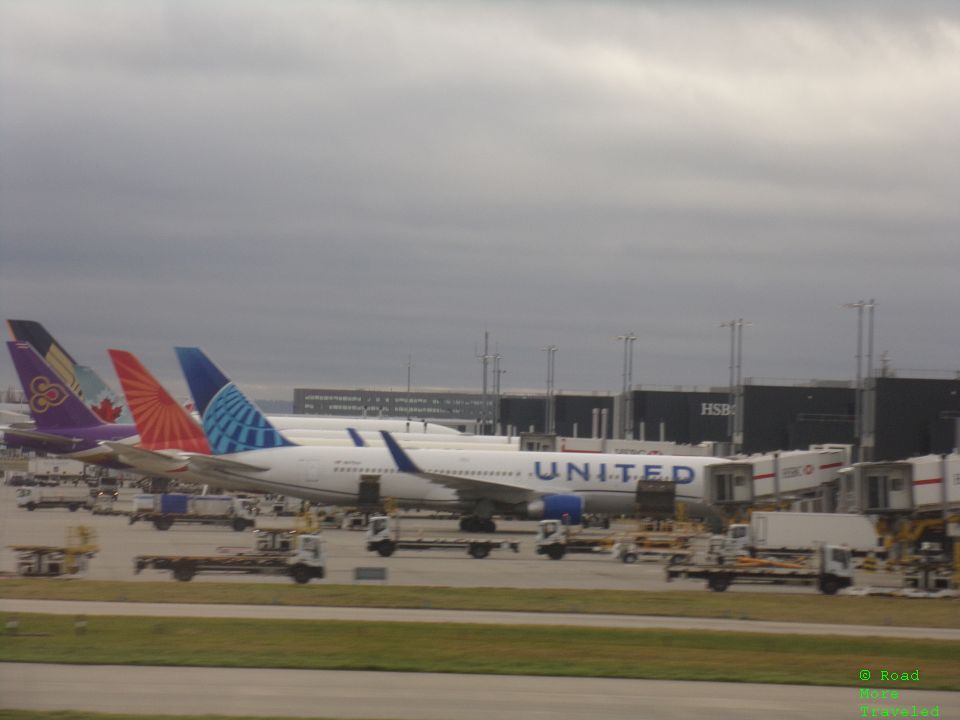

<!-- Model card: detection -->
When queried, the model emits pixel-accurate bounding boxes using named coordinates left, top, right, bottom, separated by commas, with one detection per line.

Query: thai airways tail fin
left=108, top=349, right=211, bottom=454
left=7, top=319, right=132, bottom=424
left=174, top=347, right=296, bottom=455
left=6, top=341, right=104, bottom=429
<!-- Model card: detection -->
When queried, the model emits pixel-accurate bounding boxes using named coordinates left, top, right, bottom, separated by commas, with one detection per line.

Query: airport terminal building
left=294, top=374, right=960, bottom=462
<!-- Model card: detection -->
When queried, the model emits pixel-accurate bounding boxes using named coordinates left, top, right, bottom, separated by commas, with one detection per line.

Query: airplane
left=100, top=349, right=521, bottom=489
left=2, top=341, right=139, bottom=468
left=173, top=347, right=725, bottom=532
left=0, top=340, right=489, bottom=482
left=7, top=319, right=133, bottom=423
left=7, top=319, right=463, bottom=437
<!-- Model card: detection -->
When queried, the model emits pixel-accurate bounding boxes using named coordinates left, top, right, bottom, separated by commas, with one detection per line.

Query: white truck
left=666, top=542, right=854, bottom=594
left=723, top=512, right=883, bottom=558
left=535, top=520, right=616, bottom=560
left=27, top=457, right=87, bottom=485
left=16, top=486, right=92, bottom=512
left=133, top=530, right=326, bottom=583
left=129, top=493, right=258, bottom=531
left=365, top=516, right=520, bottom=558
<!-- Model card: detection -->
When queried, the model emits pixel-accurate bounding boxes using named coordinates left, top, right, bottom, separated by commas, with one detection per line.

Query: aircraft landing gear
left=459, top=516, right=497, bottom=533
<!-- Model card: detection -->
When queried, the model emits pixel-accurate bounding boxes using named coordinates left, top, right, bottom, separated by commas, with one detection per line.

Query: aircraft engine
left=525, top=495, right=584, bottom=525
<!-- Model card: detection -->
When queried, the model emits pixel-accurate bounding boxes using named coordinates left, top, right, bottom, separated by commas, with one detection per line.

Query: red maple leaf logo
left=91, top=398, right=123, bottom=423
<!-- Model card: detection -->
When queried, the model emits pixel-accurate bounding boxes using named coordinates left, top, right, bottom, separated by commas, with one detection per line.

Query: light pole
left=492, top=351, right=504, bottom=433
left=405, top=354, right=413, bottom=420
left=720, top=321, right=737, bottom=444
left=542, top=345, right=558, bottom=434
left=843, top=300, right=876, bottom=461
left=720, top=319, right=751, bottom=452
left=476, top=331, right=492, bottom=434
left=616, top=333, right=637, bottom=439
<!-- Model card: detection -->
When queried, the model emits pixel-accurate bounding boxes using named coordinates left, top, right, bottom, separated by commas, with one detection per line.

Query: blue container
left=159, top=494, right=189, bottom=514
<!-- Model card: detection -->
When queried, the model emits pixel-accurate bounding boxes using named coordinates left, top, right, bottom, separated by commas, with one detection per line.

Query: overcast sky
left=1, top=1, right=957, bottom=402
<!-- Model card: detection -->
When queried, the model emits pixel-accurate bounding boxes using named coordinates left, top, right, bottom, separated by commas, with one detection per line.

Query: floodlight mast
left=720, top=319, right=751, bottom=453
left=542, top=345, right=558, bottom=434
left=842, top=300, right=876, bottom=461
left=616, top=333, right=637, bottom=439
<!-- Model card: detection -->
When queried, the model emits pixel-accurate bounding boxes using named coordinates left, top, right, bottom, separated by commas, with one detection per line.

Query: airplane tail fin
left=347, top=427, right=367, bottom=447
left=7, top=319, right=132, bottom=424
left=108, top=349, right=211, bottom=454
left=7, top=319, right=80, bottom=395
left=174, top=347, right=296, bottom=455
left=6, top=341, right=103, bottom=429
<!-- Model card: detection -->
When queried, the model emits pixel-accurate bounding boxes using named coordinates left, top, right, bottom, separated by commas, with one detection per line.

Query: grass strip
left=0, top=713, right=394, bottom=720
left=1, top=579, right=958, bottom=629
left=1, top=612, right=957, bottom=690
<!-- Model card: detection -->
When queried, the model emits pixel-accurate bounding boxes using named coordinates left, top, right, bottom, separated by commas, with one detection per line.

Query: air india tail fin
left=108, top=349, right=211, bottom=454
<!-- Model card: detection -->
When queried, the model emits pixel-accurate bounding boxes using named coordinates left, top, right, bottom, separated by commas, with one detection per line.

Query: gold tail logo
left=29, top=376, right=68, bottom=413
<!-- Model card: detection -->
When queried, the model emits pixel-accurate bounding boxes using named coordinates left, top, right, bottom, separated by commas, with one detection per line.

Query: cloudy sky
left=1, top=1, right=957, bottom=402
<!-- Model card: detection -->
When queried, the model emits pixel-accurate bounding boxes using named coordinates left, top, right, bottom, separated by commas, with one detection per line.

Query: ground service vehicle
left=15, top=486, right=91, bottom=512
left=666, top=542, right=854, bottom=594
left=535, top=519, right=617, bottom=560
left=365, top=516, right=520, bottom=558
left=10, top=527, right=98, bottom=577
left=129, top=493, right=257, bottom=531
left=614, top=521, right=703, bottom=563
left=723, top=512, right=882, bottom=557
left=133, top=531, right=326, bottom=583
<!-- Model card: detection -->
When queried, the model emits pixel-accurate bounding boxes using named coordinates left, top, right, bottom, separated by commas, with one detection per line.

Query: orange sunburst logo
left=110, top=350, right=210, bottom=453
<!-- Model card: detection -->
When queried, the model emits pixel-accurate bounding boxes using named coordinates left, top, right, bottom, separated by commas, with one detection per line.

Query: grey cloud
left=1, top=1, right=958, bottom=400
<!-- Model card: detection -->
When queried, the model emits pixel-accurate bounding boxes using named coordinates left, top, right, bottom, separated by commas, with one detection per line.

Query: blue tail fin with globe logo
left=174, top=347, right=296, bottom=455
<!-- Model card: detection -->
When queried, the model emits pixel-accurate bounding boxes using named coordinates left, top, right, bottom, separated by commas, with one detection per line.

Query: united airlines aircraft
left=169, top=348, right=724, bottom=532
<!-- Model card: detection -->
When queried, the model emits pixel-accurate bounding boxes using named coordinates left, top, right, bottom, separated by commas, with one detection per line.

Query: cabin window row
left=332, top=467, right=521, bottom=477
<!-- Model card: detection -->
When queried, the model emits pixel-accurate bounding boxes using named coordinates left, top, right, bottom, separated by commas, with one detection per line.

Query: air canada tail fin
left=7, top=319, right=132, bottom=424
left=108, top=349, right=211, bottom=454
left=174, top=347, right=296, bottom=455
left=6, top=341, right=103, bottom=429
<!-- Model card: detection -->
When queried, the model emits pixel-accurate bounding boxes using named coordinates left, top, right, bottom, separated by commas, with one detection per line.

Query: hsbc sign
left=700, top=403, right=732, bottom=417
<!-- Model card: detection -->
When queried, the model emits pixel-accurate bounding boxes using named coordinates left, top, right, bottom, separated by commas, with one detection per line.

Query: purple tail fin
left=6, top=341, right=103, bottom=429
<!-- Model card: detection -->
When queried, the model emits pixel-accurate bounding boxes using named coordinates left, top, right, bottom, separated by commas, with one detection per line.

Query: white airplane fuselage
left=264, top=416, right=462, bottom=435
left=207, top=445, right=722, bottom=517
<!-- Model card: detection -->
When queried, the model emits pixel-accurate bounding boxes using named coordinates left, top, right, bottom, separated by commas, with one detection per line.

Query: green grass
left=0, top=714, right=395, bottom=720
left=1, top=613, right=957, bottom=690
left=1, top=579, right=958, bottom=628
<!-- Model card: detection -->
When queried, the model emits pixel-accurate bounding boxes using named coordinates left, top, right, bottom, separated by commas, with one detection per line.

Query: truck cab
left=817, top=544, right=853, bottom=594
left=535, top=520, right=569, bottom=560
left=234, top=498, right=258, bottom=520
left=722, top=524, right=751, bottom=554
left=367, top=515, right=392, bottom=543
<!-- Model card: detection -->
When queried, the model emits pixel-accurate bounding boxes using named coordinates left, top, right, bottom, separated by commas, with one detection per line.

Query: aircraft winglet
left=347, top=427, right=366, bottom=447
left=380, top=431, right=421, bottom=473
